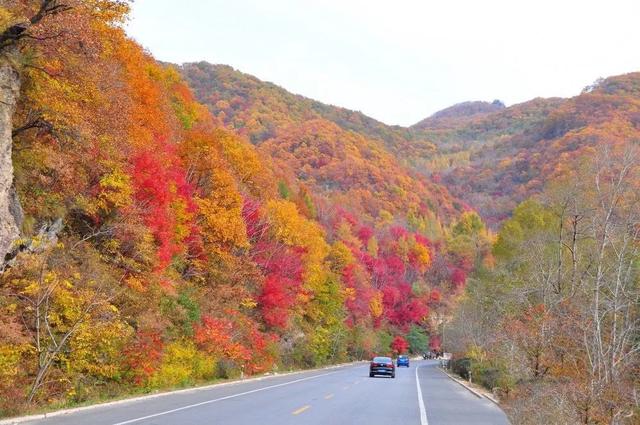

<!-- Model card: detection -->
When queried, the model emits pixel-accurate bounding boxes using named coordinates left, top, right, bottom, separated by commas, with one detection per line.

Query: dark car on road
left=397, top=355, right=409, bottom=367
left=370, top=356, right=395, bottom=378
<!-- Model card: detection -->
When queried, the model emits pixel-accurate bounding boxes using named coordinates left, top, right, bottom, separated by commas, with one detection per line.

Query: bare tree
left=3, top=237, right=123, bottom=403
left=449, top=143, right=640, bottom=424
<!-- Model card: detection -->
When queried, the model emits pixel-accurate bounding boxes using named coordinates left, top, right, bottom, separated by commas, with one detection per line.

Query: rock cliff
left=0, top=56, right=22, bottom=262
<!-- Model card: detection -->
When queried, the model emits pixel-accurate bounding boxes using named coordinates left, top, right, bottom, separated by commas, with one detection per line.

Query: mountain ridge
left=179, top=61, right=640, bottom=227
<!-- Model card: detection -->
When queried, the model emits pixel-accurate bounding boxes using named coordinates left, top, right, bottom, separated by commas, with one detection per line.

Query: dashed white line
left=112, top=372, right=336, bottom=425
left=415, top=365, right=429, bottom=425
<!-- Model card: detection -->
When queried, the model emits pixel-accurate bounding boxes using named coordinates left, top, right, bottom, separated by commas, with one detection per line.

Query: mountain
left=179, top=62, right=447, bottom=166
left=179, top=61, right=462, bottom=229
left=413, top=73, right=640, bottom=225
left=411, top=99, right=506, bottom=130
left=410, top=97, right=565, bottom=223
left=179, top=62, right=412, bottom=147
left=182, top=62, right=640, bottom=227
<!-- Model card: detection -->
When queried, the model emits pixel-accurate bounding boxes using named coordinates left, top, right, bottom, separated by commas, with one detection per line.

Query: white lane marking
left=112, top=372, right=337, bottom=425
left=415, top=365, right=429, bottom=425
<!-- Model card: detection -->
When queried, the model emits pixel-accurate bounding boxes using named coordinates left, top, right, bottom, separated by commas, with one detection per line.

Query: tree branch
left=0, top=1, right=73, bottom=53
left=12, top=116, right=54, bottom=138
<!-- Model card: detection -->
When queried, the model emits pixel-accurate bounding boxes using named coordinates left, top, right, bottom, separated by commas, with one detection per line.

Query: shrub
left=150, top=340, right=215, bottom=388
left=216, top=358, right=241, bottom=379
left=451, top=357, right=471, bottom=380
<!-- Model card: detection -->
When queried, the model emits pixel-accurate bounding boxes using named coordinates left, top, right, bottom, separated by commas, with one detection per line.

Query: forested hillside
left=180, top=61, right=640, bottom=424
left=448, top=144, right=639, bottom=423
left=181, top=62, right=640, bottom=230
left=414, top=78, right=639, bottom=423
left=0, top=1, right=477, bottom=417
left=179, top=62, right=413, bottom=146
left=413, top=78, right=640, bottom=423
left=0, top=2, right=638, bottom=424
left=180, top=62, right=440, bottom=166
left=412, top=74, right=640, bottom=227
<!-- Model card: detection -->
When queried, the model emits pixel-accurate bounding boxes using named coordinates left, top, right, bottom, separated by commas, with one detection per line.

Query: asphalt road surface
left=21, top=360, right=509, bottom=425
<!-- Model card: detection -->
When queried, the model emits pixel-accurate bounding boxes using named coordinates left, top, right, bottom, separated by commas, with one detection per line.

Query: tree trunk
left=0, top=51, right=22, bottom=263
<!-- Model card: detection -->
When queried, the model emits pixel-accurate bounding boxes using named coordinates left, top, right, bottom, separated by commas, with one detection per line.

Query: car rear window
left=373, top=357, right=391, bottom=362
left=399, top=355, right=407, bottom=359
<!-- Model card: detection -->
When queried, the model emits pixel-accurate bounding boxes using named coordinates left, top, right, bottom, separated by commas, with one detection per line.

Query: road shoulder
left=438, top=366, right=501, bottom=405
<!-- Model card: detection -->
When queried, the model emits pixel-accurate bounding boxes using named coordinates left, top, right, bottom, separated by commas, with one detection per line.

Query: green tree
left=406, top=325, right=429, bottom=353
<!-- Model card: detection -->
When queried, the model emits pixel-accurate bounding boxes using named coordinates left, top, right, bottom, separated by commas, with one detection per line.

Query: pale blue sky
left=126, top=0, right=640, bottom=126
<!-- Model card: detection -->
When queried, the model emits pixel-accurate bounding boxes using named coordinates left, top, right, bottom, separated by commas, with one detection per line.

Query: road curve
left=19, top=360, right=509, bottom=425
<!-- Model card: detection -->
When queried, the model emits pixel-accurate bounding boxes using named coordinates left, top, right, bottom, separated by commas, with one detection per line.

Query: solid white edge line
left=415, top=364, right=429, bottom=425
left=438, top=368, right=482, bottom=398
left=112, top=371, right=336, bottom=425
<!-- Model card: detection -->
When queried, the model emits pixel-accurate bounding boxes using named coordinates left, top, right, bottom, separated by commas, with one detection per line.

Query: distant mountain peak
left=412, top=100, right=506, bottom=129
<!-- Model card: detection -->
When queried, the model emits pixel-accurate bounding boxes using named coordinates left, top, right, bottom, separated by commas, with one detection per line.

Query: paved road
left=22, top=360, right=509, bottom=425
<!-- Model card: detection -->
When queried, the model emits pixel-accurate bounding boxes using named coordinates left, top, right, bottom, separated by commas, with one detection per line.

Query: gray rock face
left=0, top=57, right=22, bottom=262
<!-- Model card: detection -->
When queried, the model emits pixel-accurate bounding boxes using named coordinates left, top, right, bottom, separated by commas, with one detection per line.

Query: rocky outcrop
left=2, top=219, right=63, bottom=272
left=0, top=56, right=22, bottom=263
